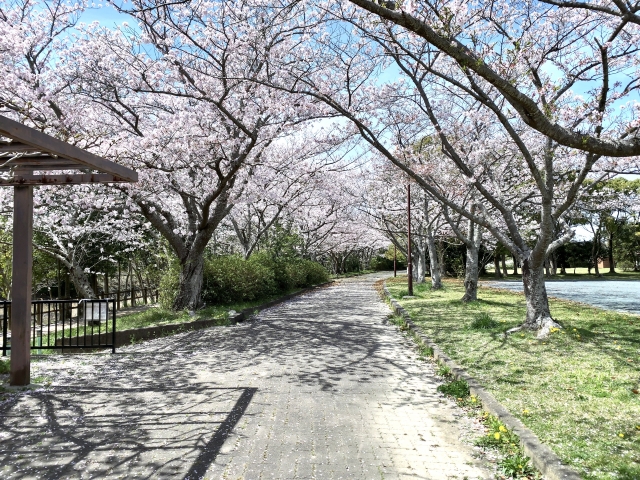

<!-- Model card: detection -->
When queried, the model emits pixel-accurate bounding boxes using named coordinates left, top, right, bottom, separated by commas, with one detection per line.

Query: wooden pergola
left=0, top=115, right=137, bottom=386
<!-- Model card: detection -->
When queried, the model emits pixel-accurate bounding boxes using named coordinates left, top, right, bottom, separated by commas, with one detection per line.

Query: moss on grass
left=387, top=276, right=640, bottom=480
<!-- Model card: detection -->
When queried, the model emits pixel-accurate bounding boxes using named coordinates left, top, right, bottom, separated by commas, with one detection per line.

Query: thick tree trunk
left=438, top=240, right=446, bottom=279
left=173, top=253, right=205, bottom=311
left=412, top=252, right=422, bottom=284
left=518, top=259, right=561, bottom=338
left=461, top=244, right=479, bottom=302
left=494, top=254, right=502, bottom=279
left=501, top=254, right=508, bottom=277
left=70, top=265, right=97, bottom=299
left=512, top=255, right=518, bottom=275
left=426, top=227, right=442, bottom=289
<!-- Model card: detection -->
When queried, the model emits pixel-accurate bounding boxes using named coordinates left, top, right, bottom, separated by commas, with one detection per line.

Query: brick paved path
left=0, top=273, right=492, bottom=479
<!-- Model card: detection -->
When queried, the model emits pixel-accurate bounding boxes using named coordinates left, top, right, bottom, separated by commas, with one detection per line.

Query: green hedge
left=160, top=254, right=329, bottom=309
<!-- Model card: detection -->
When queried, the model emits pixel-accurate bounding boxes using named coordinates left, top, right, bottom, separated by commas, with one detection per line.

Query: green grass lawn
left=386, top=276, right=640, bottom=480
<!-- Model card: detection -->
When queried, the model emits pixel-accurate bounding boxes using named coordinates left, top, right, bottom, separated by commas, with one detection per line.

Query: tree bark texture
left=173, top=253, right=205, bottom=311
left=461, top=243, right=479, bottom=302
left=70, top=265, right=97, bottom=299
left=494, top=254, right=502, bottom=279
left=425, top=226, right=442, bottom=289
left=519, top=259, right=562, bottom=338
left=608, top=232, right=616, bottom=273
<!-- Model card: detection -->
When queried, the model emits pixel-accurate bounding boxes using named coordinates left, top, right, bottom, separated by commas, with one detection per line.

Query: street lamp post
left=407, top=184, right=413, bottom=296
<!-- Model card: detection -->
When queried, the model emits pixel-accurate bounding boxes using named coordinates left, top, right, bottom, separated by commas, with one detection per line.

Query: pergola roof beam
left=0, top=116, right=137, bottom=182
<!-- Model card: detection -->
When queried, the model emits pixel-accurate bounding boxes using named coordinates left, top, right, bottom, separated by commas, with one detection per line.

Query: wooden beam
left=0, top=116, right=137, bottom=182
left=10, top=184, right=33, bottom=386
left=0, top=174, right=133, bottom=185
left=0, top=142, right=39, bottom=153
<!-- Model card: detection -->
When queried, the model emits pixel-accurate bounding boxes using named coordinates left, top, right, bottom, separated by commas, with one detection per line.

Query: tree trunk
left=512, top=255, right=518, bottom=275
left=461, top=244, right=479, bottom=302
left=426, top=226, right=442, bottom=289
left=437, top=240, right=446, bottom=279
left=520, top=259, right=561, bottom=338
left=608, top=232, right=615, bottom=273
left=494, top=254, right=502, bottom=279
left=70, top=265, right=97, bottom=299
left=544, top=258, right=551, bottom=277
left=591, top=231, right=601, bottom=276
left=418, top=244, right=426, bottom=284
left=173, top=253, right=205, bottom=311
left=501, top=254, right=508, bottom=277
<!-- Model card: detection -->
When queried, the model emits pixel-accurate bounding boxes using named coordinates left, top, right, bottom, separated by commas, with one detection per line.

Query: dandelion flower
left=619, top=433, right=624, bottom=438
left=499, top=426, right=507, bottom=432
left=494, top=432, right=501, bottom=440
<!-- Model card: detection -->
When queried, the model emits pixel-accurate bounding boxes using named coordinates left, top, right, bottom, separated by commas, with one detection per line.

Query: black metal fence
left=1, top=299, right=116, bottom=355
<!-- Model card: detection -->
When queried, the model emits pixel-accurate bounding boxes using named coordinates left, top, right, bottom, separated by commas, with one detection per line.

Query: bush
left=159, top=261, right=181, bottom=309
left=160, top=253, right=329, bottom=309
left=437, top=379, right=470, bottom=398
left=299, top=260, right=329, bottom=285
left=202, top=255, right=277, bottom=305
left=470, top=312, right=499, bottom=330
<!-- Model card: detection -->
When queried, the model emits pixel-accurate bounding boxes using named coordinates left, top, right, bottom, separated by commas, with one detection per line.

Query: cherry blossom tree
left=0, top=0, right=148, bottom=298
left=346, top=0, right=640, bottom=157
left=259, top=4, right=639, bottom=336
left=63, top=0, right=330, bottom=310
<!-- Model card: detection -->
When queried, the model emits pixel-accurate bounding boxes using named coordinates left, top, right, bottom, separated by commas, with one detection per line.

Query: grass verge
left=385, top=276, right=640, bottom=480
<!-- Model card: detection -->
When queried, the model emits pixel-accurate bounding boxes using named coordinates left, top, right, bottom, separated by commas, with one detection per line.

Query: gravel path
left=0, top=273, right=492, bottom=480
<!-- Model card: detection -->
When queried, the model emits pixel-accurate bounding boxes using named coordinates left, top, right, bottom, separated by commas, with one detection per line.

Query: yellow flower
left=494, top=432, right=501, bottom=440
left=619, top=433, right=625, bottom=438
left=522, top=409, right=530, bottom=415
left=499, top=425, right=507, bottom=432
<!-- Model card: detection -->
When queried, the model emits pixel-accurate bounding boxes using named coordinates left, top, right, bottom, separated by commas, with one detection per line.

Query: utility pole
left=407, top=184, right=413, bottom=296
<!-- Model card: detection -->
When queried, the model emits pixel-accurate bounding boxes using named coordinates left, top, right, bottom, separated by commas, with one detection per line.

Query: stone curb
left=60, top=281, right=335, bottom=351
left=382, top=283, right=582, bottom=480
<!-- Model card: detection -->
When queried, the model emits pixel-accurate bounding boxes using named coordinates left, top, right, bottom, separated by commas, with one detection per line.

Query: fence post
left=112, top=299, right=116, bottom=354
left=2, top=303, right=7, bottom=357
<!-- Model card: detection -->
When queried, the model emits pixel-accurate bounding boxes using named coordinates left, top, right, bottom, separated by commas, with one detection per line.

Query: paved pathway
left=0, top=273, right=492, bottom=479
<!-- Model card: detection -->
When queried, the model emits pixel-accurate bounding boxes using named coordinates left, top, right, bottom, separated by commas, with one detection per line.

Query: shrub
left=0, top=359, right=9, bottom=374
left=470, top=312, right=499, bottom=330
left=159, top=261, right=181, bottom=309
left=299, top=260, right=329, bottom=285
left=437, top=379, right=470, bottom=398
left=159, top=253, right=329, bottom=309
left=202, top=255, right=276, bottom=305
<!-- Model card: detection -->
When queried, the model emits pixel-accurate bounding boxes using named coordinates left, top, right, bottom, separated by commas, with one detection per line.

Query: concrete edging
left=382, top=283, right=582, bottom=480
left=63, top=281, right=335, bottom=350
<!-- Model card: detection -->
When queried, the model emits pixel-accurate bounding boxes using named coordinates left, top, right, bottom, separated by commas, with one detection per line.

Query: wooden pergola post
left=10, top=183, right=33, bottom=385
left=0, top=115, right=137, bottom=386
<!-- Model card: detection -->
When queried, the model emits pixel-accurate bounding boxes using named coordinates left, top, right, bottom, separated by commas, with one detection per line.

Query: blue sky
left=78, top=3, right=130, bottom=27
